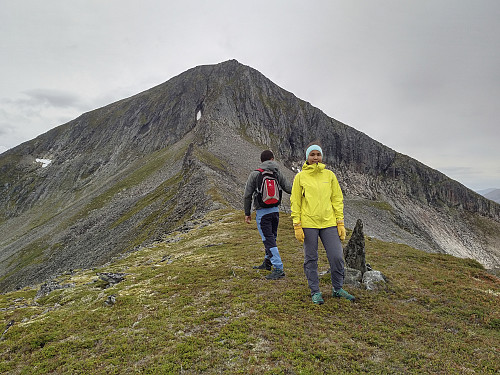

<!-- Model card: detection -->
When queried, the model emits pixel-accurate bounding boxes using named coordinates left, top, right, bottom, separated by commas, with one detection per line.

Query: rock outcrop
left=342, top=218, right=387, bottom=290
left=35, top=280, right=75, bottom=300
left=344, top=219, right=366, bottom=274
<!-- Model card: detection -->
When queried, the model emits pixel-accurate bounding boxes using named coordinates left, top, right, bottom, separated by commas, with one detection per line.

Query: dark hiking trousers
left=256, top=210, right=283, bottom=270
left=303, top=226, right=344, bottom=295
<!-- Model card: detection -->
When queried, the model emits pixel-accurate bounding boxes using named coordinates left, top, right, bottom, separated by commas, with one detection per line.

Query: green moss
left=0, top=154, right=23, bottom=171
left=26, top=200, right=66, bottom=232
left=4, top=239, right=48, bottom=280
left=1, top=210, right=499, bottom=374
left=194, top=147, right=227, bottom=172
left=368, top=200, right=393, bottom=212
left=129, top=203, right=196, bottom=250
left=70, top=144, right=188, bottom=224
left=468, top=212, right=500, bottom=238
left=110, top=171, right=183, bottom=229
left=206, top=185, right=228, bottom=205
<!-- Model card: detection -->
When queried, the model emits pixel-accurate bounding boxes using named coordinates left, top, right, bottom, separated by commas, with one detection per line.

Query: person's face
left=308, top=150, right=322, bottom=164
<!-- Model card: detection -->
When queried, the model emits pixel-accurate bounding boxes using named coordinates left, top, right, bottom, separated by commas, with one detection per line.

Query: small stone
left=97, top=272, right=127, bottom=288
left=105, top=295, right=116, bottom=306
left=362, top=270, right=387, bottom=290
left=344, top=267, right=363, bottom=288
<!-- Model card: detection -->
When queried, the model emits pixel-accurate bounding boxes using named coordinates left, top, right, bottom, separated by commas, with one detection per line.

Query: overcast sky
left=1, top=1, right=499, bottom=191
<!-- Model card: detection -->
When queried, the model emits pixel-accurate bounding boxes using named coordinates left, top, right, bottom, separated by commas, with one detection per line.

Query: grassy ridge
left=1, top=209, right=499, bottom=374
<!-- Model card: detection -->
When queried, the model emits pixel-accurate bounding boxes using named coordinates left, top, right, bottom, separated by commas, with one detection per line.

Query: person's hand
left=245, top=215, right=251, bottom=224
left=337, top=220, right=346, bottom=241
left=293, top=222, right=304, bottom=243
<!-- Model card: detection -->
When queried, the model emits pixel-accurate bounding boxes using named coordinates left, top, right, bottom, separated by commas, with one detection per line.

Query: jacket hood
left=259, top=160, right=279, bottom=172
left=301, top=162, right=326, bottom=172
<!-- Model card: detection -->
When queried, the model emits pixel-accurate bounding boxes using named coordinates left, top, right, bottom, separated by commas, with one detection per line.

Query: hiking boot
left=253, top=258, right=272, bottom=271
left=312, top=292, right=324, bottom=305
left=333, top=288, right=355, bottom=302
left=265, top=268, right=285, bottom=280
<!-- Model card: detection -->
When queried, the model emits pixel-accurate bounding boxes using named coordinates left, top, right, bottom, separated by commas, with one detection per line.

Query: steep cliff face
left=1, top=60, right=499, bottom=291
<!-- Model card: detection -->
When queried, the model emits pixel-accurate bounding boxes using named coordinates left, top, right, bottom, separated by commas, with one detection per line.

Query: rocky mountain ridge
left=1, top=59, right=499, bottom=292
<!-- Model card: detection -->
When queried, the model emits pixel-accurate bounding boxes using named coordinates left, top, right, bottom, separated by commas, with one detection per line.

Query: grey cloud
left=440, top=165, right=500, bottom=191
left=0, top=123, right=11, bottom=136
left=22, top=89, right=87, bottom=110
left=1, top=1, right=499, bottom=190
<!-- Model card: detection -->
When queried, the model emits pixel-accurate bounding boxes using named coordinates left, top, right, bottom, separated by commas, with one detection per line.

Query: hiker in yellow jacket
left=290, top=142, right=355, bottom=304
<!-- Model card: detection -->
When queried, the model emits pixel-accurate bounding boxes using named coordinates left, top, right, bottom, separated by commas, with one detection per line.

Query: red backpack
left=255, top=168, right=282, bottom=208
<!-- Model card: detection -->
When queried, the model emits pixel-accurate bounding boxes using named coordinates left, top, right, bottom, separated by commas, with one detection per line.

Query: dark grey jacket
left=244, top=160, right=292, bottom=216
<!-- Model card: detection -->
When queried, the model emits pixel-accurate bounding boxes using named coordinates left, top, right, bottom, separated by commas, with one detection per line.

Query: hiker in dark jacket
left=244, top=150, right=292, bottom=280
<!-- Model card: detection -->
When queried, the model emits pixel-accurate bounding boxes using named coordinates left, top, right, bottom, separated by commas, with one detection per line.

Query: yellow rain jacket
left=290, top=162, right=344, bottom=228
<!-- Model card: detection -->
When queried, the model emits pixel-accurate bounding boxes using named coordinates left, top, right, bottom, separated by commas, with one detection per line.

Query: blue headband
left=306, top=145, right=323, bottom=159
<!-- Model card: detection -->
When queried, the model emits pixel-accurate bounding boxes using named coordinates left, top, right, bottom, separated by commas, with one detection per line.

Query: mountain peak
left=1, top=61, right=499, bottom=292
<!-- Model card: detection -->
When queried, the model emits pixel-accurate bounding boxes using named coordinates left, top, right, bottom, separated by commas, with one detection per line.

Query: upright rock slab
left=344, top=219, right=366, bottom=274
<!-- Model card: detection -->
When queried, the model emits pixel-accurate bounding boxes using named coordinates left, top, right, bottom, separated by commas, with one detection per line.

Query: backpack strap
left=255, top=169, right=264, bottom=192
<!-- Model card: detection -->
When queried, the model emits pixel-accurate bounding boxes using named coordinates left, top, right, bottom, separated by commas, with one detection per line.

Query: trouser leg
left=257, top=212, right=283, bottom=270
left=319, top=226, right=345, bottom=290
left=303, top=228, right=320, bottom=295
left=256, top=211, right=271, bottom=261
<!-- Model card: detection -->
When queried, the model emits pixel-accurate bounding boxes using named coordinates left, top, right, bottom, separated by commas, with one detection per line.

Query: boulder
left=362, top=270, right=387, bottom=291
left=343, top=219, right=366, bottom=274
left=35, top=280, right=74, bottom=300
left=97, top=272, right=128, bottom=288
left=344, top=267, right=363, bottom=288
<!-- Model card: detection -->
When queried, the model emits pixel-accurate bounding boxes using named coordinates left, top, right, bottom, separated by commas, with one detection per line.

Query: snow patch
left=196, top=110, right=202, bottom=121
left=35, top=158, right=52, bottom=168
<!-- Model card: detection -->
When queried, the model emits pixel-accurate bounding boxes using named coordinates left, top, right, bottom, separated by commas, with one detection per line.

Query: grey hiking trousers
left=303, top=226, right=345, bottom=295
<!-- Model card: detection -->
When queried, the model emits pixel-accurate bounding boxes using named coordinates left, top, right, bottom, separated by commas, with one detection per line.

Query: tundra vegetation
left=1, top=209, right=498, bottom=374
